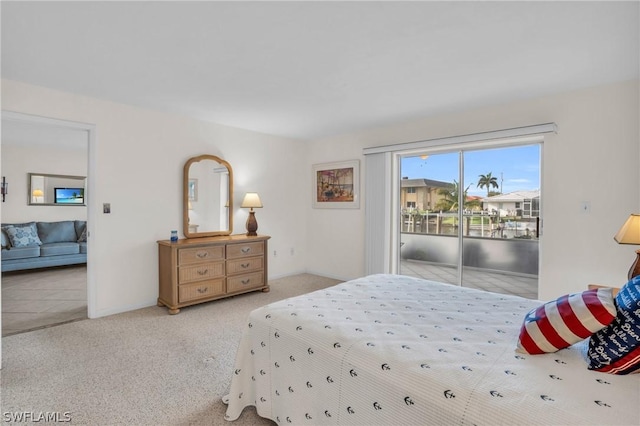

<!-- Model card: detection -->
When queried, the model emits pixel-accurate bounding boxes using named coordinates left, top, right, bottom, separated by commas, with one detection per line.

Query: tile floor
left=2, top=265, right=87, bottom=336
left=400, top=259, right=538, bottom=300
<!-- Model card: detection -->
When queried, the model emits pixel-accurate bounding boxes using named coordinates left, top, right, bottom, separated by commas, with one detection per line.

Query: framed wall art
left=313, top=160, right=360, bottom=209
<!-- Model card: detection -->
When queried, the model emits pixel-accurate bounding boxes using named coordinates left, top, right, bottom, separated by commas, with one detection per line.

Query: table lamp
left=32, top=189, right=44, bottom=202
left=241, top=192, right=263, bottom=236
left=614, top=213, right=640, bottom=279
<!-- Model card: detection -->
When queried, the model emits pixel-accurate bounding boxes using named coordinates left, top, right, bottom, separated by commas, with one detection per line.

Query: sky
left=400, top=144, right=540, bottom=197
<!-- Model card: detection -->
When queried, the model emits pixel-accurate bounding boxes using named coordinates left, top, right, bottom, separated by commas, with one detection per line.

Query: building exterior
left=482, top=190, right=540, bottom=218
left=400, top=178, right=453, bottom=212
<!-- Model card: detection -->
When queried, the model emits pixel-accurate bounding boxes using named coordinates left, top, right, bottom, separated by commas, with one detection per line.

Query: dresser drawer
left=227, top=272, right=264, bottom=293
left=179, top=261, right=225, bottom=284
left=227, top=241, right=264, bottom=259
left=179, top=246, right=224, bottom=265
left=179, top=279, right=225, bottom=303
left=158, top=235, right=270, bottom=314
left=227, top=256, right=264, bottom=275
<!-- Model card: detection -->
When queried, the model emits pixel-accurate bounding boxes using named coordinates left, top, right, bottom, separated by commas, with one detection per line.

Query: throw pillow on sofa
left=74, top=220, right=86, bottom=241
left=1, top=228, right=10, bottom=249
left=77, top=226, right=87, bottom=242
left=3, top=222, right=42, bottom=248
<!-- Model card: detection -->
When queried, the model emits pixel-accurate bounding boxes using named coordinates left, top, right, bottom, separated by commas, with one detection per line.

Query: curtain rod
left=363, top=123, right=557, bottom=155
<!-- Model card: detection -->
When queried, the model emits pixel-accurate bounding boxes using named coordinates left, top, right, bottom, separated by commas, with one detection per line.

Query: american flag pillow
left=517, top=288, right=617, bottom=354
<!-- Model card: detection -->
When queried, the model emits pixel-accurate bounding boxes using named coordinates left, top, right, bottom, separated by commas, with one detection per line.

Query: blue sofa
left=1, top=220, right=87, bottom=272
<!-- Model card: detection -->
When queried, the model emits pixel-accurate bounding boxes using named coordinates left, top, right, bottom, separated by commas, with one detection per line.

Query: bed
left=223, top=274, right=639, bottom=425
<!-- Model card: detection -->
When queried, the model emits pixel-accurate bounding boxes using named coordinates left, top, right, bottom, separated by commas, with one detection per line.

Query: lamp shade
left=241, top=192, right=263, bottom=209
left=32, top=189, right=44, bottom=197
left=614, top=214, right=640, bottom=244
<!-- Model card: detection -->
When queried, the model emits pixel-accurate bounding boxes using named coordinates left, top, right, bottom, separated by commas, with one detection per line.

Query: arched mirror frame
left=183, top=154, right=233, bottom=238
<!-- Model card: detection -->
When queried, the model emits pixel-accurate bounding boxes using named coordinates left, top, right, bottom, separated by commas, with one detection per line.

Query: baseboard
left=269, top=269, right=349, bottom=282
left=301, top=269, right=351, bottom=282
left=89, top=299, right=158, bottom=319
left=268, top=269, right=308, bottom=280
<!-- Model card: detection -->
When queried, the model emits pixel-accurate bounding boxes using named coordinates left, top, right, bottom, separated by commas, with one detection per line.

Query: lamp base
left=628, top=249, right=640, bottom=280
left=246, top=211, right=258, bottom=237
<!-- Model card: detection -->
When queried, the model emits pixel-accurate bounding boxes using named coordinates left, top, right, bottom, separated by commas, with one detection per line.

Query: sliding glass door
left=399, top=151, right=461, bottom=284
left=399, top=144, right=541, bottom=299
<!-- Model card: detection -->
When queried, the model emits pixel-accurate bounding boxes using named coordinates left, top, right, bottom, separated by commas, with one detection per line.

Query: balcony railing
left=401, top=211, right=538, bottom=239
left=400, top=211, right=539, bottom=276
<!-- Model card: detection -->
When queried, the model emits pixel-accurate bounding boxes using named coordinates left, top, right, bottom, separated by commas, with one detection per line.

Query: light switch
left=103, top=203, right=111, bottom=214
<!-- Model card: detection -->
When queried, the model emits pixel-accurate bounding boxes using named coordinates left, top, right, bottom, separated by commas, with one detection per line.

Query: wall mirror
left=183, top=155, right=233, bottom=238
left=28, top=172, right=87, bottom=206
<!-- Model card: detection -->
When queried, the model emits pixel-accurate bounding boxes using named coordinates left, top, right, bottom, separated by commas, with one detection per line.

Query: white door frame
left=0, top=111, right=97, bottom=365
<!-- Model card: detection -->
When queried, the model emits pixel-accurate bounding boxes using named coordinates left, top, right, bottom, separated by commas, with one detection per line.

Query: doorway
left=399, top=143, right=541, bottom=299
left=1, top=112, right=94, bottom=335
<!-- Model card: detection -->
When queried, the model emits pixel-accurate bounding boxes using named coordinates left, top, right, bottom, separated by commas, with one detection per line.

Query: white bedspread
left=224, top=274, right=639, bottom=425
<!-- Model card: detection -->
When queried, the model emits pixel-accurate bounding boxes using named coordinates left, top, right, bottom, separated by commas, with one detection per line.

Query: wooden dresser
left=157, top=234, right=270, bottom=314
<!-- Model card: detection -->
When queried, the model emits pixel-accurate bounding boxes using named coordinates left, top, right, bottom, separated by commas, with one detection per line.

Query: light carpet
left=0, top=273, right=341, bottom=425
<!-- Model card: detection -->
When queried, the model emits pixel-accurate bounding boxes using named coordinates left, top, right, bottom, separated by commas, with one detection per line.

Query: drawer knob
left=241, top=278, right=250, bottom=285
left=241, top=263, right=250, bottom=268
left=241, top=247, right=251, bottom=254
left=197, top=287, right=209, bottom=294
left=197, top=251, right=209, bottom=258
left=197, top=269, right=209, bottom=275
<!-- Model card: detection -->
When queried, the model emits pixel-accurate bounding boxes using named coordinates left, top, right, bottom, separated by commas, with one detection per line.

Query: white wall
left=1, top=79, right=308, bottom=317
left=1, top=78, right=638, bottom=318
left=306, top=79, right=640, bottom=300
left=1, top=144, right=87, bottom=223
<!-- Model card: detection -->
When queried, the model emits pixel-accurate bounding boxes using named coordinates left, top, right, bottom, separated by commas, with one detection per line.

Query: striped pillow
left=516, top=288, right=617, bottom=354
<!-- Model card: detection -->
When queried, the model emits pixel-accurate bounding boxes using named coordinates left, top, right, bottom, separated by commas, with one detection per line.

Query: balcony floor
left=400, top=259, right=538, bottom=300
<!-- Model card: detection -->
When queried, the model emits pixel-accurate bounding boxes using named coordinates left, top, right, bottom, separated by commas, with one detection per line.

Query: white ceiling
left=1, top=1, right=639, bottom=141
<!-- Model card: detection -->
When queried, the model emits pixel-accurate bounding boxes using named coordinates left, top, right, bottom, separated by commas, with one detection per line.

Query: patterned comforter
left=224, top=274, right=639, bottom=425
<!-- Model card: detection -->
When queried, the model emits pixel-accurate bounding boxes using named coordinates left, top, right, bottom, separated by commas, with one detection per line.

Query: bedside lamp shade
left=241, top=192, right=263, bottom=210
left=614, top=213, right=640, bottom=279
left=241, top=192, right=263, bottom=236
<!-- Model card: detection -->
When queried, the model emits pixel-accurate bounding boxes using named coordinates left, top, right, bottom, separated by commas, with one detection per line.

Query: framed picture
left=313, top=160, right=360, bottom=209
left=188, top=178, right=198, bottom=201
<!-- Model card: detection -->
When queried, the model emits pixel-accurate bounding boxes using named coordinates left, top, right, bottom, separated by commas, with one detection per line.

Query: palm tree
left=477, top=172, right=499, bottom=197
left=435, top=180, right=472, bottom=211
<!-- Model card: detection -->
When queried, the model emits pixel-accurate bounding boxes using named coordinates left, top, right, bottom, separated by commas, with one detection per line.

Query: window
left=407, top=187, right=416, bottom=193
left=363, top=122, right=554, bottom=280
left=398, top=143, right=541, bottom=298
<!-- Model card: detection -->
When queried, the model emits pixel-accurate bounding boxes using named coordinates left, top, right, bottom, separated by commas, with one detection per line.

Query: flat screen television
left=54, top=187, right=84, bottom=204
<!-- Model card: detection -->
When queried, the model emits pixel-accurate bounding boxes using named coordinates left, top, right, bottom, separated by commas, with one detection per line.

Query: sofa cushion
left=1, top=228, right=9, bottom=249
left=74, top=220, right=86, bottom=240
left=4, top=223, right=42, bottom=248
left=40, top=242, right=80, bottom=257
left=37, top=221, right=78, bottom=244
left=1, top=245, right=40, bottom=260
